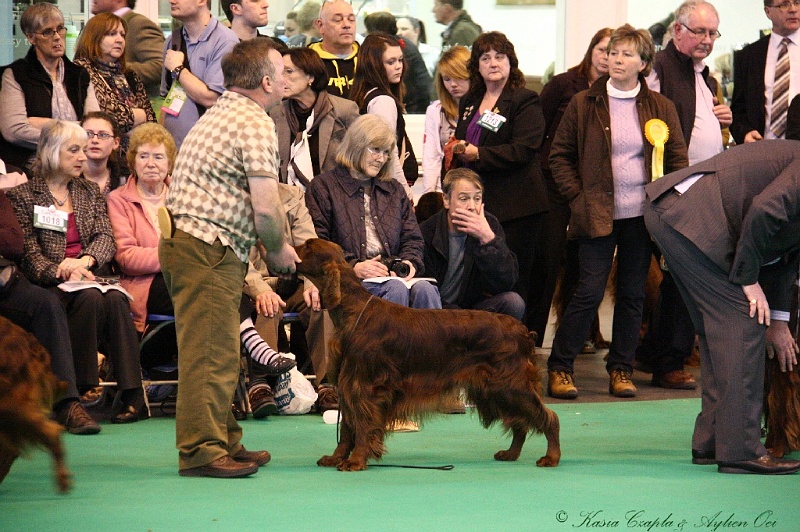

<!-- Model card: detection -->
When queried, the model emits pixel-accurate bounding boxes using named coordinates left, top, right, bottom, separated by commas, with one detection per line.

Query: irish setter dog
left=295, top=238, right=561, bottom=472
left=0, top=316, right=70, bottom=492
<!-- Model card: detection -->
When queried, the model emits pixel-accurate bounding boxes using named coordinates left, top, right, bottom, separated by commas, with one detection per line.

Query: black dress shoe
left=718, top=454, right=800, bottom=475
left=691, top=449, right=716, bottom=465
left=231, top=446, right=271, bottom=466
left=111, top=404, right=150, bottom=424
left=179, top=456, right=258, bottom=478
left=251, top=354, right=296, bottom=376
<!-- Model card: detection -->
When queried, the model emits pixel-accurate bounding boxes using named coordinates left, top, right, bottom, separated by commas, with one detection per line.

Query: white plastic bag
left=273, top=366, right=317, bottom=415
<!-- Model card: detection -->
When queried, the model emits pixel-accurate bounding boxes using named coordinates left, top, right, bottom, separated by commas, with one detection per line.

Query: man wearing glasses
left=0, top=2, right=100, bottom=171
left=731, top=0, right=800, bottom=143
left=644, top=1, right=731, bottom=392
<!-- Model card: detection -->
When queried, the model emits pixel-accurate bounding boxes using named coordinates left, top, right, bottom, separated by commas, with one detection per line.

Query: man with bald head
left=644, top=0, right=732, bottom=391
left=308, top=0, right=358, bottom=98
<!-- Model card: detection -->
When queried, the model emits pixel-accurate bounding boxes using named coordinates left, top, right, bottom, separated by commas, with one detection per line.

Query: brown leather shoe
left=548, top=370, right=578, bottom=399
left=609, top=369, right=637, bottom=398
left=179, top=456, right=258, bottom=478
left=718, top=454, right=800, bottom=475
left=231, top=446, right=271, bottom=466
left=652, top=369, right=697, bottom=390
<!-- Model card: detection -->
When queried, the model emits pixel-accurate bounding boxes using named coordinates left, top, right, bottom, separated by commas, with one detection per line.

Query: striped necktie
left=771, top=38, right=792, bottom=138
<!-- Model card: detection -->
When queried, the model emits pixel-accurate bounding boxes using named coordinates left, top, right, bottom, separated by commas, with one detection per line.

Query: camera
left=381, top=257, right=410, bottom=278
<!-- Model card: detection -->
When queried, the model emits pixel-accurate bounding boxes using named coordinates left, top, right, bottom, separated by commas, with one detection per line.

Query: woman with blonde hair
left=547, top=25, right=688, bottom=400
left=306, top=114, right=440, bottom=309
left=422, top=45, right=470, bottom=193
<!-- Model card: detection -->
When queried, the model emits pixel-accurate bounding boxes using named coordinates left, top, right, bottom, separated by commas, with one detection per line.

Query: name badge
left=33, top=205, right=68, bottom=232
left=477, top=110, right=507, bottom=133
left=161, top=81, right=188, bottom=116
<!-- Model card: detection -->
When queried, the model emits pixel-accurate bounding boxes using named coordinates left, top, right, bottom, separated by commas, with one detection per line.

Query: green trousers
left=160, top=229, right=247, bottom=470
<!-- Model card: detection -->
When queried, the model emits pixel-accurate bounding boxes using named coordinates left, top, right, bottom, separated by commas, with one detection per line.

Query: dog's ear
left=321, top=262, right=341, bottom=308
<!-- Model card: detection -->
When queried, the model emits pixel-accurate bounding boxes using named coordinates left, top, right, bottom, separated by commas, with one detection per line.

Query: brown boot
left=609, top=369, right=637, bottom=398
left=548, top=370, right=578, bottom=399
left=651, top=369, right=697, bottom=390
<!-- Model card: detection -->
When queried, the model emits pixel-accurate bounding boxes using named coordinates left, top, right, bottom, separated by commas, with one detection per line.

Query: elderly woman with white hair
left=7, top=120, right=145, bottom=424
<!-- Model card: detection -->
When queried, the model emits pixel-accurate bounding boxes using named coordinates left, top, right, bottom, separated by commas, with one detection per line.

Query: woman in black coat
left=451, top=31, right=548, bottom=322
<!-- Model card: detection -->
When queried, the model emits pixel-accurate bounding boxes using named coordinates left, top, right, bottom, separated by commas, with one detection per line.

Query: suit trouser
left=645, top=199, right=767, bottom=462
left=160, top=230, right=247, bottom=470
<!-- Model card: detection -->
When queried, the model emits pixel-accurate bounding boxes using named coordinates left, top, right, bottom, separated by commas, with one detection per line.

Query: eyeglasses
left=34, top=25, right=67, bottom=38
left=770, top=1, right=800, bottom=11
left=366, top=146, right=391, bottom=159
left=680, top=23, right=721, bottom=40
left=85, top=131, right=114, bottom=140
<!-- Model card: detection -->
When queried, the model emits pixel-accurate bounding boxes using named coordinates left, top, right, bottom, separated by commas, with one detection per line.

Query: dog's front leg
left=317, top=415, right=354, bottom=468
left=495, top=425, right=526, bottom=462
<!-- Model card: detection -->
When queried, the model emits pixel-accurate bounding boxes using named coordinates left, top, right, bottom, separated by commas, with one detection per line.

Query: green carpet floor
left=1, top=399, right=798, bottom=531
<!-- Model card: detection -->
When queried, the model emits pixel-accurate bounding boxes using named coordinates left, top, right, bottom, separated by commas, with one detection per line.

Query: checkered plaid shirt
left=167, top=91, right=281, bottom=262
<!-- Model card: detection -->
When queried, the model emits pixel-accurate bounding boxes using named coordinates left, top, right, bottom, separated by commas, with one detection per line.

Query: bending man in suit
left=644, top=140, right=800, bottom=475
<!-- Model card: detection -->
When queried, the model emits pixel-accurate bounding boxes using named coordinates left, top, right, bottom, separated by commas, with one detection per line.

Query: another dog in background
left=0, top=316, right=71, bottom=492
left=295, top=238, right=561, bottom=472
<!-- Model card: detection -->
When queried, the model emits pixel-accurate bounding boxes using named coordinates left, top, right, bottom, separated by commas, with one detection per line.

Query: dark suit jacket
left=730, top=35, right=769, bottom=144
left=269, top=95, right=359, bottom=183
left=455, top=85, right=548, bottom=223
left=645, top=140, right=800, bottom=311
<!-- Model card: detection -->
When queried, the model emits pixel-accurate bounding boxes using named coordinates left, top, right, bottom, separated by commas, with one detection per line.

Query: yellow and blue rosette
left=644, top=119, right=669, bottom=180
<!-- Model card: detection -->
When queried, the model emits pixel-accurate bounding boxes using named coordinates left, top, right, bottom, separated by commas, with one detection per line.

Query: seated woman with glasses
left=306, top=114, right=441, bottom=310
left=81, top=112, right=126, bottom=195
left=0, top=2, right=100, bottom=172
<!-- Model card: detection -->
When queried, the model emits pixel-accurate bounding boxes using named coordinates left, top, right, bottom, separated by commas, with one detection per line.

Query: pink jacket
left=107, top=178, right=163, bottom=333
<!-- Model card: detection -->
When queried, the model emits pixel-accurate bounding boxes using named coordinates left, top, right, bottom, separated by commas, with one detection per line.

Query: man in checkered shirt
left=159, top=38, right=299, bottom=479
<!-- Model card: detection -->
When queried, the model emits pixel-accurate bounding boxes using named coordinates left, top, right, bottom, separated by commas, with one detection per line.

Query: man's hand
left=450, top=205, right=495, bottom=245
left=164, top=49, right=185, bottom=73
left=743, top=130, right=763, bottom=143
left=712, top=98, right=732, bottom=128
left=766, top=320, right=799, bottom=372
left=303, top=284, right=321, bottom=311
left=265, top=242, right=300, bottom=278
left=254, top=290, right=285, bottom=318
left=353, top=256, right=389, bottom=280
left=743, top=282, right=770, bottom=326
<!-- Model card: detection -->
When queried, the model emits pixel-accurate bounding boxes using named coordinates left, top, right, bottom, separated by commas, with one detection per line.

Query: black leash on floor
left=332, top=410, right=454, bottom=470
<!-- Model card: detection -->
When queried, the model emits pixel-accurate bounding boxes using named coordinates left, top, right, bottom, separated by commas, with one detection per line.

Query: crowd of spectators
left=2, top=0, right=800, bottom=477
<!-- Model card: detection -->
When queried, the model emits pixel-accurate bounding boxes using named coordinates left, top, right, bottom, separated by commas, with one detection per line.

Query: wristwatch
left=171, top=64, right=185, bottom=79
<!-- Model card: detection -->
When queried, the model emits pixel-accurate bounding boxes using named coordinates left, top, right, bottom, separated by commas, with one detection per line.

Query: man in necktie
left=731, top=0, right=800, bottom=143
